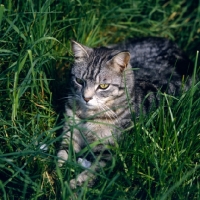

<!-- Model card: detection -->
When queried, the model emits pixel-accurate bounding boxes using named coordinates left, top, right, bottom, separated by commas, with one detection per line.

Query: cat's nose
left=83, top=96, right=92, bottom=102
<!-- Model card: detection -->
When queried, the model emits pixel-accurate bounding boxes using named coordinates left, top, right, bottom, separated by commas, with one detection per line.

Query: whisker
left=102, top=104, right=119, bottom=123
left=96, top=97, right=119, bottom=123
left=96, top=97, right=114, bottom=122
left=96, top=97, right=109, bottom=122
left=58, top=94, right=80, bottom=101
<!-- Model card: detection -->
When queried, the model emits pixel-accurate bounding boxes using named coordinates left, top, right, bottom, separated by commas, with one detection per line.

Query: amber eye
left=99, top=84, right=109, bottom=89
left=75, top=77, right=84, bottom=85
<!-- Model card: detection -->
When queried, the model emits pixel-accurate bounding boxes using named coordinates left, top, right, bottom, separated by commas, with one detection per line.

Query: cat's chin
left=83, top=102, right=97, bottom=110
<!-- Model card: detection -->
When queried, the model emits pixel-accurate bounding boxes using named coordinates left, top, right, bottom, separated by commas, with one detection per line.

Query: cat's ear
left=71, top=40, right=92, bottom=61
left=107, top=51, right=130, bottom=73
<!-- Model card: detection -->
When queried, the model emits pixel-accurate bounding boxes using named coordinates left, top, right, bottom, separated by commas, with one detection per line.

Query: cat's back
left=114, top=37, right=193, bottom=74
left=112, top=37, right=193, bottom=93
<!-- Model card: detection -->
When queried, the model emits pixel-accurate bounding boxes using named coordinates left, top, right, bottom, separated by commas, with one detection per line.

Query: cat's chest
left=80, top=121, right=120, bottom=146
left=66, top=107, right=119, bottom=143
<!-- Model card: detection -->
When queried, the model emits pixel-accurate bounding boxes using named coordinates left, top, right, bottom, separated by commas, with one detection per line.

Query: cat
left=57, top=37, right=193, bottom=189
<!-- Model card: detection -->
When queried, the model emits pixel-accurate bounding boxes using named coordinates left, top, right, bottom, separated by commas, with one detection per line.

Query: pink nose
left=83, top=97, right=92, bottom=102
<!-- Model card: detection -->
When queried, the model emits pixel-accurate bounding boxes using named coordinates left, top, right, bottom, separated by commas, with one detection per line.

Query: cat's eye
left=99, top=84, right=109, bottom=89
left=75, top=78, right=84, bottom=85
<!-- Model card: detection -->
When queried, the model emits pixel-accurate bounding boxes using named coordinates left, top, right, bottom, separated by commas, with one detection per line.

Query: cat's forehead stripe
left=87, top=55, right=98, bottom=78
left=93, top=56, right=105, bottom=79
left=83, top=51, right=107, bottom=80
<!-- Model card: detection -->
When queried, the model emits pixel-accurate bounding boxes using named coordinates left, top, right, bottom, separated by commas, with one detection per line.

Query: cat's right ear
left=107, top=51, right=130, bottom=73
left=71, top=40, right=92, bottom=61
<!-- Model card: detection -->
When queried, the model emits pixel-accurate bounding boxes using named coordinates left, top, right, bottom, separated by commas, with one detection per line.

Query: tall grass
left=0, top=0, right=199, bottom=199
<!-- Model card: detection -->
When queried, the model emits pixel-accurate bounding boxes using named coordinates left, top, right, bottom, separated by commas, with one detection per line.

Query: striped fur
left=57, top=37, right=193, bottom=188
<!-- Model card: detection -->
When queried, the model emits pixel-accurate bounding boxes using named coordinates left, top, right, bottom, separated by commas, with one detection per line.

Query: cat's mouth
left=81, top=99, right=99, bottom=110
left=84, top=102, right=97, bottom=109
left=79, top=96, right=107, bottom=111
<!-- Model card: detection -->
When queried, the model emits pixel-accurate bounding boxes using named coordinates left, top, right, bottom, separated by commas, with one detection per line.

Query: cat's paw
left=69, top=178, right=77, bottom=189
left=57, top=150, right=68, bottom=167
left=69, top=171, right=95, bottom=189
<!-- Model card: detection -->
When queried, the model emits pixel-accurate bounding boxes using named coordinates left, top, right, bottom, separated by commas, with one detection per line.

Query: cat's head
left=69, top=40, right=133, bottom=114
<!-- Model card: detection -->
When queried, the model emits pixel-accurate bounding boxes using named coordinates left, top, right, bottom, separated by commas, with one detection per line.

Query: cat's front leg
left=57, top=149, right=68, bottom=167
left=57, top=128, right=83, bottom=167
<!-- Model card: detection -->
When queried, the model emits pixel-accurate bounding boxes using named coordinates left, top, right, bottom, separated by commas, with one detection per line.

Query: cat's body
left=111, top=37, right=192, bottom=113
left=57, top=37, right=193, bottom=188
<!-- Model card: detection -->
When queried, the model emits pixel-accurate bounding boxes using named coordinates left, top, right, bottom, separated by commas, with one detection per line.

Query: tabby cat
left=57, top=37, right=192, bottom=188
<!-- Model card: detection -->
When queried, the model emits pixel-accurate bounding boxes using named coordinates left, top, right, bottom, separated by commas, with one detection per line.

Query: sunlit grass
left=0, top=0, right=199, bottom=199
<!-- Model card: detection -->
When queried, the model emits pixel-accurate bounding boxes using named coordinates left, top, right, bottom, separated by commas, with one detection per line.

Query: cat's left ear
left=107, top=51, right=130, bottom=73
left=71, top=40, right=92, bottom=61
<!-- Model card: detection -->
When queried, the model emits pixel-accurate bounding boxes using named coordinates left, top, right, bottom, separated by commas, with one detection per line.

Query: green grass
left=0, top=0, right=200, bottom=199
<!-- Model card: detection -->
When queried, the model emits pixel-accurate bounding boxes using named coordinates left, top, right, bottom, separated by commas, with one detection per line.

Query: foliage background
left=0, top=0, right=199, bottom=199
